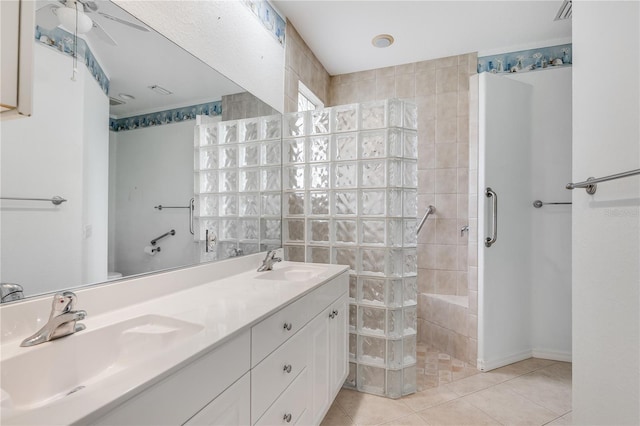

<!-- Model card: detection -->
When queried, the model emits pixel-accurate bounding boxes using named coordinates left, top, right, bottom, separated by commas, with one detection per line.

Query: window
left=297, top=81, right=324, bottom=112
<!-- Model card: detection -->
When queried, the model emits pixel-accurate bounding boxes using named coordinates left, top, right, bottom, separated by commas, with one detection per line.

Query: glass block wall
left=282, top=99, right=419, bottom=398
left=194, top=115, right=283, bottom=261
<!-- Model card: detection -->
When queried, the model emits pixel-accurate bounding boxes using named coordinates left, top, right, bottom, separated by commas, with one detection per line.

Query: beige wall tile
left=417, top=215, right=435, bottom=245
left=457, top=142, right=469, bottom=168
left=467, top=339, right=478, bottom=367
left=396, top=62, right=416, bottom=75
left=418, top=244, right=437, bottom=269
left=418, top=169, right=435, bottom=194
left=415, top=59, right=436, bottom=74
left=435, top=270, right=457, bottom=295
left=457, top=272, right=468, bottom=296
left=467, top=314, right=478, bottom=339
left=437, top=92, right=458, bottom=118
left=468, top=290, right=478, bottom=315
left=418, top=141, right=435, bottom=170
left=416, top=69, right=436, bottom=95
left=458, top=168, right=469, bottom=193
left=435, top=169, right=458, bottom=193
left=458, top=91, right=469, bottom=116
left=356, top=79, right=377, bottom=102
left=436, top=118, right=458, bottom=143
left=431, top=323, right=450, bottom=351
left=458, top=66, right=470, bottom=91
left=434, top=194, right=457, bottom=218
left=436, top=244, right=458, bottom=270
left=396, top=73, right=416, bottom=99
left=418, top=268, right=436, bottom=293
left=435, top=55, right=458, bottom=69
left=458, top=115, right=469, bottom=143
left=417, top=95, right=436, bottom=120
left=436, top=219, right=459, bottom=245
left=376, top=76, right=396, bottom=100
left=468, top=265, right=478, bottom=291
left=376, top=66, right=396, bottom=79
left=457, top=194, right=468, bottom=220
left=436, top=66, right=459, bottom=94
left=435, top=143, right=458, bottom=169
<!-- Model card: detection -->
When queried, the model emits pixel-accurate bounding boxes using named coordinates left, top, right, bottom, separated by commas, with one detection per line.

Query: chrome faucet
left=20, top=291, right=87, bottom=347
left=1, top=283, right=24, bottom=303
left=257, top=250, right=282, bottom=272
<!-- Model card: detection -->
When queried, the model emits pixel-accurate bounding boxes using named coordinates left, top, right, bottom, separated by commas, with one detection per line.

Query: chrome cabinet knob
left=283, top=364, right=292, bottom=373
left=283, top=413, right=292, bottom=423
left=333, top=309, right=339, bottom=317
left=283, top=322, right=292, bottom=331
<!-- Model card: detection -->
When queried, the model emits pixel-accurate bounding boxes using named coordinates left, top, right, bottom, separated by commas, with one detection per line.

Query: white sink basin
left=255, top=264, right=326, bottom=282
left=1, top=315, right=203, bottom=414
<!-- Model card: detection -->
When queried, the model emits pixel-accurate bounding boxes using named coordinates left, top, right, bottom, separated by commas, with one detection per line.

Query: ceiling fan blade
left=97, top=11, right=149, bottom=32
left=89, top=19, right=117, bottom=46
left=36, top=3, right=62, bottom=30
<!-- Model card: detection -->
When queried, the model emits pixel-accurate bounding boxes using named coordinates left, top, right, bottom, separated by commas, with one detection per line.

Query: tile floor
left=322, top=346, right=572, bottom=426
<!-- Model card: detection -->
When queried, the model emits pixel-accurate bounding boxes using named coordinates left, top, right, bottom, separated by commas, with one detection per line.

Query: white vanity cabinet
left=250, top=272, right=348, bottom=425
left=90, top=269, right=349, bottom=426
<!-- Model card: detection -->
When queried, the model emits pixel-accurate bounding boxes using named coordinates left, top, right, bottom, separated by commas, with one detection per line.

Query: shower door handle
left=485, top=187, right=497, bottom=247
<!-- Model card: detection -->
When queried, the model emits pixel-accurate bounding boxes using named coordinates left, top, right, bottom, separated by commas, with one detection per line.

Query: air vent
left=109, top=97, right=126, bottom=106
left=554, top=0, right=572, bottom=21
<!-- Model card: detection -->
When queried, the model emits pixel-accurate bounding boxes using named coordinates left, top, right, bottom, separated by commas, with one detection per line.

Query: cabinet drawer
left=184, top=372, right=250, bottom=426
left=252, top=271, right=348, bottom=366
left=251, top=323, right=308, bottom=419
left=93, top=330, right=250, bottom=426
left=254, top=368, right=308, bottom=426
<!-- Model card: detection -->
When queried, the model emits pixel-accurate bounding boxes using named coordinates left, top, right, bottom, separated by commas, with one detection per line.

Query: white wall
left=1, top=45, right=109, bottom=296
left=507, top=68, right=572, bottom=360
left=110, top=121, right=199, bottom=277
left=82, top=66, right=110, bottom=285
left=114, top=0, right=284, bottom=113
left=572, top=2, right=640, bottom=424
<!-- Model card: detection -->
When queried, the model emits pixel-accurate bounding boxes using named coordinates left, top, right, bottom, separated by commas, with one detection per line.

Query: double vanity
left=0, top=253, right=348, bottom=425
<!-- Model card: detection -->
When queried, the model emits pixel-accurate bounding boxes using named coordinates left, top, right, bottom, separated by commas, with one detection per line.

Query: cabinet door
left=184, top=373, right=250, bottom=426
left=306, top=306, right=331, bottom=425
left=329, top=294, right=348, bottom=394
left=1, top=0, right=19, bottom=110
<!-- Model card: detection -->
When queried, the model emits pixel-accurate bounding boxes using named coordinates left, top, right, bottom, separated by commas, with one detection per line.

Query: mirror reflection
left=1, top=0, right=282, bottom=300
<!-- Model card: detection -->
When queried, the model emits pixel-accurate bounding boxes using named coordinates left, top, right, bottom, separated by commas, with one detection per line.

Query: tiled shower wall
left=326, top=54, right=479, bottom=366
left=284, top=22, right=331, bottom=112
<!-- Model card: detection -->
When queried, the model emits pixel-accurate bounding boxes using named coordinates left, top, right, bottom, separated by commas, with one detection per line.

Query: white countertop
left=0, top=255, right=348, bottom=425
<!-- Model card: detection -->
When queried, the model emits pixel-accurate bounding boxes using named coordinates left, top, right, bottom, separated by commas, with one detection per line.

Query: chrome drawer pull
left=283, top=413, right=292, bottom=423
left=283, top=322, right=292, bottom=331
left=283, top=364, right=292, bottom=373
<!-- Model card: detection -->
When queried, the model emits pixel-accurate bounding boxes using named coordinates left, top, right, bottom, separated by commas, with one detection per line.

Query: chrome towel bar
left=0, top=196, right=67, bottom=205
left=485, top=188, right=497, bottom=247
left=417, top=205, right=436, bottom=234
left=566, top=168, right=640, bottom=194
left=533, top=200, right=572, bottom=208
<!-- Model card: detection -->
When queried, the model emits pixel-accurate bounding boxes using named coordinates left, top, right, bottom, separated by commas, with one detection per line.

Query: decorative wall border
left=109, top=101, right=222, bottom=132
left=478, top=43, right=572, bottom=74
left=34, top=25, right=110, bottom=95
left=242, top=0, right=286, bottom=45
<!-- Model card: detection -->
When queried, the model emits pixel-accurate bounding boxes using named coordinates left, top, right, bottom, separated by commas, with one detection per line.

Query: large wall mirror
left=1, top=0, right=282, bottom=300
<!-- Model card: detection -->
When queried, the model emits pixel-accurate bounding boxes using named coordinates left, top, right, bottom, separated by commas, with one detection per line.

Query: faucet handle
left=50, top=292, right=78, bottom=318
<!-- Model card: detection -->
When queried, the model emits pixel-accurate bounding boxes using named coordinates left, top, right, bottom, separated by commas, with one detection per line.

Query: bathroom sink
left=0, top=315, right=203, bottom=414
left=255, top=264, right=326, bottom=282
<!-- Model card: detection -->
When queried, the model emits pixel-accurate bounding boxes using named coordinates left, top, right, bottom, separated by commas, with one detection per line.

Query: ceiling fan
left=36, top=0, right=149, bottom=47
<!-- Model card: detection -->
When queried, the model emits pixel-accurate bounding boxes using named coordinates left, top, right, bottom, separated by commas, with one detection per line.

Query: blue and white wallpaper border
left=478, top=43, right=572, bottom=74
left=109, top=101, right=222, bottom=132
left=242, top=0, right=286, bottom=45
left=35, top=25, right=110, bottom=95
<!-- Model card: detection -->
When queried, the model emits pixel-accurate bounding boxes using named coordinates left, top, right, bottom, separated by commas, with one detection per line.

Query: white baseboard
left=477, top=349, right=532, bottom=371
left=532, top=349, right=572, bottom=362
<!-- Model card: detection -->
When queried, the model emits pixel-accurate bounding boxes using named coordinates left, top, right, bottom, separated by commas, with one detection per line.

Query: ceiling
left=35, top=0, right=245, bottom=117
left=272, top=1, right=572, bottom=75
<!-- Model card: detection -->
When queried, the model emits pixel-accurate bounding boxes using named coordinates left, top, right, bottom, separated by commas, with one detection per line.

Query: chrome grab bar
left=485, top=188, right=497, bottom=248
left=150, top=229, right=175, bottom=246
left=154, top=198, right=195, bottom=235
left=0, top=196, right=67, bottom=206
left=533, top=200, right=572, bottom=208
left=566, top=168, right=640, bottom=194
left=417, top=205, right=436, bottom=234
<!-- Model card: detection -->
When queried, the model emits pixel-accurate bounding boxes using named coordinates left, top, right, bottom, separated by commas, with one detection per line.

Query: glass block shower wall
left=194, top=115, right=283, bottom=261
left=282, top=100, right=419, bottom=398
